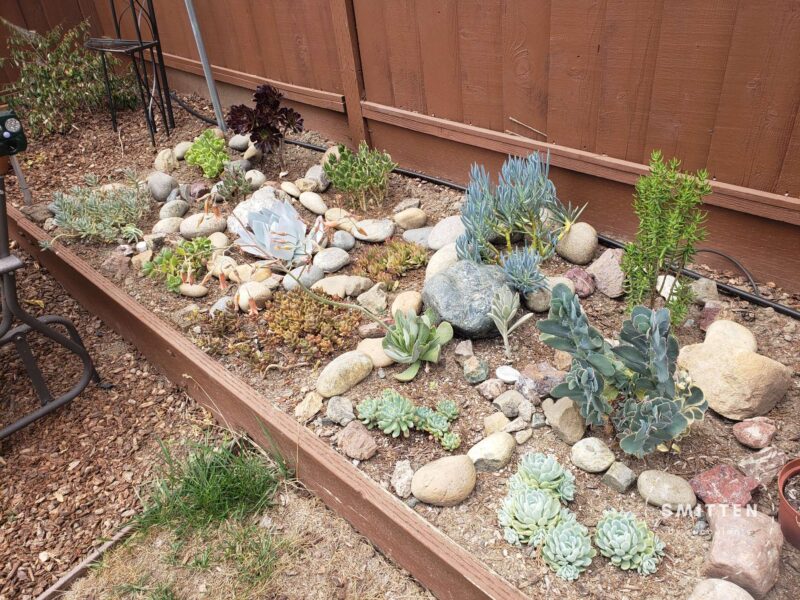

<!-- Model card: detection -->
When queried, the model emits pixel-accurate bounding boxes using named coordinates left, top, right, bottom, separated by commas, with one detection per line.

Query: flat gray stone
left=352, top=218, right=394, bottom=242
left=637, top=469, right=696, bottom=509
left=602, top=461, right=637, bottom=493
left=313, top=247, right=351, bottom=273
left=283, top=265, right=325, bottom=291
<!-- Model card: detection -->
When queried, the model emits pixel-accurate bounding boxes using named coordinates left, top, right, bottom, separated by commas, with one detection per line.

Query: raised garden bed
left=6, top=101, right=800, bottom=599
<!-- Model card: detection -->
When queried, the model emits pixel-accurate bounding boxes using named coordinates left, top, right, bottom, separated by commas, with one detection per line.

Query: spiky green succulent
left=541, top=519, right=596, bottom=581
left=356, top=397, right=381, bottom=429
left=509, top=453, right=576, bottom=504
left=498, top=488, right=568, bottom=548
left=375, top=389, right=416, bottom=438
left=439, top=431, right=461, bottom=451
left=435, top=399, right=459, bottom=422
left=593, top=510, right=665, bottom=575
left=382, top=309, right=454, bottom=381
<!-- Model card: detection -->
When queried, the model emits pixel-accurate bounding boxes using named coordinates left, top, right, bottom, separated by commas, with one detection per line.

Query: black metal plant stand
left=86, top=0, right=175, bottom=146
left=0, top=175, right=100, bottom=439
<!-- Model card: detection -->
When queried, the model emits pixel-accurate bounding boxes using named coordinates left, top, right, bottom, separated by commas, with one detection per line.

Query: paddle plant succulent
left=593, top=510, right=665, bottom=575
left=537, top=283, right=707, bottom=458
left=541, top=519, right=596, bottom=581
left=382, top=309, right=454, bottom=382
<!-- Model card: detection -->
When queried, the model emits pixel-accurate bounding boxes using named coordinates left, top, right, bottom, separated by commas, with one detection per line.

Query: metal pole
left=183, top=0, right=226, bottom=132
left=9, top=157, right=32, bottom=206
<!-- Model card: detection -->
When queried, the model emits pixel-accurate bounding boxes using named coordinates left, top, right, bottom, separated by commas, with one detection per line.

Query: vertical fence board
left=643, top=0, right=738, bottom=172
left=416, top=0, right=461, bottom=122
left=706, top=0, right=800, bottom=191
left=546, top=0, right=606, bottom=150
left=353, top=0, right=394, bottom=105
left=383, top=0, right=425, bottom=113
left=594, top=0, right=662, bottom=162
left=776, top=112, right=800, bottom=196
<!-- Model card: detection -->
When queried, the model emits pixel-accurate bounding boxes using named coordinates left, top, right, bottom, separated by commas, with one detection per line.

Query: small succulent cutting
left=509, top=452, right=576, bottom=504
left=541, top=519, right=595, bottom=581
left=488, top=285, right=534, bottom=360
left=435, top=399, right=459, bottom=422
left=142, top=237, right=213, bottom=293
left=593, top=510, right=665, bottom=575
left=382, top=309, right=454, bottom=382
left=185, top=129, right=228, bottom=178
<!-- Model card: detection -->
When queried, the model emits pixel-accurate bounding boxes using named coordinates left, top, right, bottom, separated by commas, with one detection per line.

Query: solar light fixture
left=0, top=109, right=27, bottom=156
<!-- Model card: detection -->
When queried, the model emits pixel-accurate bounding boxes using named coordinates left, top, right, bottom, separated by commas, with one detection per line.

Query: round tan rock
left=637, top=469, right=696, bottom=509
left=425, top=243, right=458, bottom=281
left=687, top=579, right=754, bottom=600
left=704, top=320, right=757, bottom=353
left=393, top=207, right=427, bottom=230
left=391, top=290, right=423, bottom=317
left=356, top=337, right=394, bottom=368
left=316, top=351, right=373, bottom=398
left=411, top=455, right=477, bottom=507
left=467, top=432, right=515, bottom=472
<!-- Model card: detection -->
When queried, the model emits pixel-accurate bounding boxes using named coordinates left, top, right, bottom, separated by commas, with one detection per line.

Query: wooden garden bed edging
left=8, top=206, right=526, bottom=600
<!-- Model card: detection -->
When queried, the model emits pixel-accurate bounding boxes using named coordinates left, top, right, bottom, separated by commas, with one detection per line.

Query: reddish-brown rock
left=704, top=506, right=783, bottom=597
left=338, top=421, right=378, bottom=461
left=564, top=267, right=595, bottom=298
left=690, top=465, right=759, bottom=506
left=732, top=417, right=776, bottom=449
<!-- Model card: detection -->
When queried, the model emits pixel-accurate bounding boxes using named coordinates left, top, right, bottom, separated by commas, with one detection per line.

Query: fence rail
left=2, top=0, right=800, bottom=289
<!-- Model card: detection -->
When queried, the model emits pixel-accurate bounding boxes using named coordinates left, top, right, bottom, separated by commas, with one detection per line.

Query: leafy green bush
left=0, top=20, right=136, bottom=136
left=537, top=283, right=707, bottom=457
left=143, top=237, right=213, bottom=293
left=323, top=142, right=396, bottom=211
left=46, top=176, right=148, bottom=246
left=186, top=129, right=228, bottom=178
left=622, top=150, right=709, bottom=323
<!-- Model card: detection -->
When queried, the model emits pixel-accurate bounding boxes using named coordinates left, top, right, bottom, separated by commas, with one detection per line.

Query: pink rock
left=732, top=417, right=776, bottom=449
left=189, top=182, right=210, bottom=200
left=338, top=421, right=378, bottom=461
left=521, top=361, right=567, bottom=397
left=475, top=378, right=506, bottom=400
left=564, top=267, right=596, bottom=298
left=704, top=506, right=783, bottom=597
left=699, top=300, right=731, bottom=331
left=690, top=464, right=759, bottom=507
left=738, top=446, right=787, bottom=487
left=585, top=248, right=625, bottom=298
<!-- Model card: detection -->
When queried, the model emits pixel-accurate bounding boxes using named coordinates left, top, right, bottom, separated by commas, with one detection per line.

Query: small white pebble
left=495, top=365, right=520, bottom=384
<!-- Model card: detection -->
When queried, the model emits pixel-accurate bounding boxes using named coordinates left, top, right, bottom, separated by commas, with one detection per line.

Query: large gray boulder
left=422, top=261, right=510, bottom=338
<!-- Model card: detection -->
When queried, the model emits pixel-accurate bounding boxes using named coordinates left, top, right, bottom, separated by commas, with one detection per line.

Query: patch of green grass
left=134, top=437, right=285, bottom=534
left=223, top=524, right=284, bottom=586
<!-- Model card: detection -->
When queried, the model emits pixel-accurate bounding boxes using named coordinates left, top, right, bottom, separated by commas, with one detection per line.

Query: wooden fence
left=2, top=0, right=800, bottom=289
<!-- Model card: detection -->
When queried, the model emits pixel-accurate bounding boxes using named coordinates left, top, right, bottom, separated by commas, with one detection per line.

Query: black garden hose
left=170, top=91, right=800, bottom=321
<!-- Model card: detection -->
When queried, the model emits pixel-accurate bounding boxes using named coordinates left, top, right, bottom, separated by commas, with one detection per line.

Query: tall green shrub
left=622, top=150, right=709, bottom=323
left=0, top=19, right=137, bottom=136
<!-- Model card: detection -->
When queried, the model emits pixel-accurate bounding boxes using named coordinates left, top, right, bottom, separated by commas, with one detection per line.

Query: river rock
left=180, top=213, right=227, bottom=239
left=704, top=507, right=782, bottom=597
left=313, top=275, right=372, bottom=298
left=690, top=464, right=759, bottom=507
left=154, top=148, right=178, bottom=172
left=484, top=412, right=511, bottom=436
left=324, top=395, right=355, bottom=426
left=147, top=171, right=178, bottom=202
left=424, top=242, right=458, bottom=280
left=152, top=217, right=183, bottom=234
left=393, top=198, right=420, bottom=213
left=467, top=432, right=515, bottom=472
left=564, top=267, right=596, bottom=298
left=586, top=248, right=625, bottom=298
left=637, top=470, right=696, bottom=509
left=174, top=141, right=193, bottom=160
left=321, top=144, right=341, bottom=168
left=691, top=277, right=720, bottom=305
left=678, top=320, right=791, bottom=420
left=496, top=365, right=520, bottom=384
left=602, top=462, right=637, bottom=493
left=229, top=133, right=250, bottom=151
left=394, top=207, right=427, bottom=230
left=521, top=362, right=568, bottom=397
left=131, top=250, right=152, bottom=271
left=299, top=191, right=328, bottom=215
left=282, top=265, right=324, bottom=291
left=295, top=391, right=323, bottom=423
left=357, top=283, right=388, bottom=314
left=555, top=222, right=598, bottom=265
left=403, top=226, right=433, bottom=248
left=525, top=277, right=576, bottom=312
left=687, top=579, right=754, bottom=600
left=331, top=230, right=355, bottom=251
left=245, top=169, right=266, bottom=190
left=733, top=417, right=776, bottom=449
left=454, top=340, right=474, bottom=364
left=391, top=460, right=414, bottom=498
left=304, top=164, right=330, bottom=192
left=542, top=397, right=585, bottom=445
left=243, top=143, right=262, bottom=162
left=493, top=390, right=525, bottom=418
left=280, top=181, right=301, bottom=198
left=411, top=455, right=477, bottom=506
left=427, top=215, right=465, bottom=250
left=313, top=247, right=350, bottom=273
left=356, top=337, right=394, bottom=368
left=316, top=350, right=373, bottom=397
left=570, top=437, right=615, bottom=473
left=352, top=218, right=395, bottom=243
left=338, top=420, right=378, bottom=460
left=210, top=296, right=234, bottom=316
left=159, top=198, right=189, bottom=219
left=179, top=283, right=208, bottom=298
left=423, top=261, right=509, bottom=338
left=391, top=290, right=422, bottom=316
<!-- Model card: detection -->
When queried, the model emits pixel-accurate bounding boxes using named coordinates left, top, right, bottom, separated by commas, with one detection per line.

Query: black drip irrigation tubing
left=170, top=91, right=800, bottom=321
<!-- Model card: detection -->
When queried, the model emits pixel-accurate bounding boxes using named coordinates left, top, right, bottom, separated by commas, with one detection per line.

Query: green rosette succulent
left=510, top=452, right=576, bottom=504
left=435, top=399, right=459, bottom=422
left=356, top=396, right=381, bottom=429
left=593, top=510, right=665, bottom=575
left=420, top=412, right=450, bottom=440
left=498, top=488, right=565, bottom=547
left=439, top=431, right=461, bottom=451
left=375, top=389, right=416, bottom=438
left=541, top=519, right=596, bottom=581
left=382, top=309, right=454, bottom=382
left=185, top=129, right=227, bottom=178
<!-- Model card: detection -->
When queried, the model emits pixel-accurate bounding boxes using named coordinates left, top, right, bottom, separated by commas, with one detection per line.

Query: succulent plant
left=541, top=519, right=596, bottom=581
left=498, top=487, right=566, bottom=548
left=509, top=453, right=576, bottom=504
left=356, top=397, right=382, bottom=429
left=215, top=164, right=251, bottom=202
left=323, top=142, right=396, bottom=211
left=500, top=245, right=549, bottom=294
left=413, top=406, right=435, bottom=427
left=593, top=510, right=665, bottom=575
left=488, top=285, right=534, bottom=360
left=143, top=237, right=213, bottom=293
left=375, top=389, right=416, bottom=438
left=382, top=309, right=454, bottom=382
left=439, top=431, right=462, bottom=451
left=435, top=399, right=459, bottom=422
left=420, top=411, right=450, bottom=440
left=537, top=283, right=707, bottom=458
left=185, top=129, right=228, bottom=178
